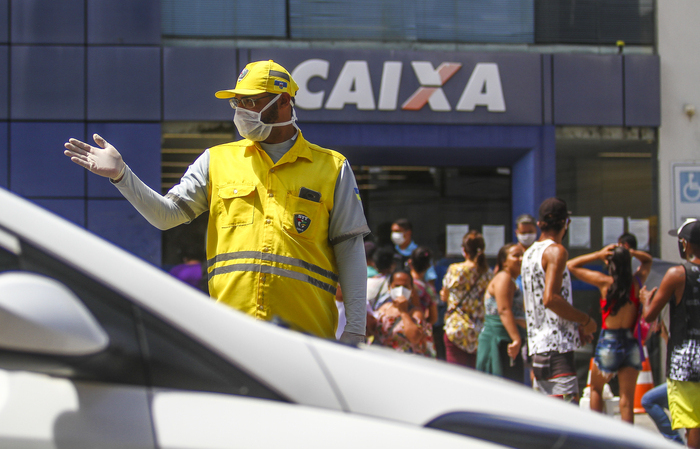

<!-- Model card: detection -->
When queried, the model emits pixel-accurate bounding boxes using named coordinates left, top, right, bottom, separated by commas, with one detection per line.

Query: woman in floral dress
left=372, top=270, right=435, bottom=357
left=441, top=230, right=493, bottom=368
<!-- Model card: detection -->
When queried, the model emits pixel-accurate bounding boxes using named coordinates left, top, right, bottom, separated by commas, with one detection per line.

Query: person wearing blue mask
left=391, top=218, right=437, bottom=284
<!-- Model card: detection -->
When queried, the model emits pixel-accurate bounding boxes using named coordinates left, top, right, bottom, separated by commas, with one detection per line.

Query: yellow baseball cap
left=215, top=60, right=298, bottom=99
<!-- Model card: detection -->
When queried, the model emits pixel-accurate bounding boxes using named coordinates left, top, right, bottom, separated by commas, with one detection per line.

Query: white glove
left=64, top=134, right=126, bottom=181
left=339, top=331, right=365, bottom=346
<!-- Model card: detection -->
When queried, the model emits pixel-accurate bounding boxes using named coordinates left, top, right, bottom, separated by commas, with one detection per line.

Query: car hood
left=0, top=187, right=678, bottom=449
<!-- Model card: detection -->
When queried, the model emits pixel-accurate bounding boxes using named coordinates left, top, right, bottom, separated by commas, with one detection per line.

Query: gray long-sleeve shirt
left=111, top=139, right=369, bottom=336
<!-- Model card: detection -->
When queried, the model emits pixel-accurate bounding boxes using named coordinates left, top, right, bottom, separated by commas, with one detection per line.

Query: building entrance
left=354, top=165, right=511, bottom=261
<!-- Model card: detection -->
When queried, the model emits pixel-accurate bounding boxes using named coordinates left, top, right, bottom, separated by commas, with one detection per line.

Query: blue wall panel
left=625, top=54, right=661, bottom=127
left=11, top=0, right=84, bottom=44
left=87, top=0, right=160, bottom=45
left=88, top=199, right=161, bottom=265
left=541, top=54, right=552, bottom=125
left=0, top=122, right=6, bottom=188
left=11, top=46, right=85, bottom=120
left=0, top=45, right=7, bottom=119
left=0, top=0, right=7, bottom=43
left=86, top=123, right=161, bottom=198
left=87, top=47, right=161, bottom=121
left=30, top=198, right=85, bottom=227
left=10, top=122, right=85, bottom=197
left=163, top=47, right=239, bottom=121
left=302, top=123, right=541, bottom=167
left=552, top=54, right=623, bottom=126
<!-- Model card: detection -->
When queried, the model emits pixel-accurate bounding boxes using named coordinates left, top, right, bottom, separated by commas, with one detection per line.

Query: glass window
left=138, top=306, right=289, bottom=401
left=290, top=0, right=534, bottom=43
left=162, top=0, right=287, bottom=38
left=0, top=232, right=285, bottom=401
left=535, top=0, right=655, bottom=45
left=414, top=0, right=534, bottom=44
left=556, top=127, right=657, bottom=257
left=0, top=242, right=146, bottom=386
left=355, top=166, right=512, bottom=262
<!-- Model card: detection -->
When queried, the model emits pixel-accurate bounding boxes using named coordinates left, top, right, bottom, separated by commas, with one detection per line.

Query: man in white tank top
left=521, top=198, right=597, bottom=402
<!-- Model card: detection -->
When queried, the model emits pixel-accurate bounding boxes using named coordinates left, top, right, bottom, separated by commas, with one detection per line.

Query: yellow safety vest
left=206, top=132, right=343, bottom=339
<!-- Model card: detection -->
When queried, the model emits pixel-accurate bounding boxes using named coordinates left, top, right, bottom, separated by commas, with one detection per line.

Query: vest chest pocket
left=217, top=184, right=256, bottom=227
left=284, top=193, right=323, bottom=240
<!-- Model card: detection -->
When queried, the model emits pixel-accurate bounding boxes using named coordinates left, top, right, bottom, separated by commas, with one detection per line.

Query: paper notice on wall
left=446, top=224, right=469, bottom=256
left=482, top=225, right=505, bottom=257
left=627, top=218, right=650, bottom=251
left=568, top=216, right=591, bottom=248
left=603, top=217, right=625, bottom=246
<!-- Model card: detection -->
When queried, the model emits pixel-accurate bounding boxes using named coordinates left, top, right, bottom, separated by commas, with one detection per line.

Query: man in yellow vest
left=64, top=60, right=370, bottom=344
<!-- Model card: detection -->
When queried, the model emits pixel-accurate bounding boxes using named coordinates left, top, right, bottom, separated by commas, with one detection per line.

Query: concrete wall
left=658, top=2, right=700, bottom=260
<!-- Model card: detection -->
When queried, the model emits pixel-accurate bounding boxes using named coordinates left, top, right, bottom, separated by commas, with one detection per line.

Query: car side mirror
left=0, top=272, right=109, bottom=356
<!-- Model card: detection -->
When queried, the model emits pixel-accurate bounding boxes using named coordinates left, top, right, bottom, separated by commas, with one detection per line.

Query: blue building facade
left=0, top=0, right=660, bottom=265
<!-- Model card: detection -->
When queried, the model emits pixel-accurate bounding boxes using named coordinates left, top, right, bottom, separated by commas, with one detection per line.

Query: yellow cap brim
left=214, top=88, right=267, bottom=99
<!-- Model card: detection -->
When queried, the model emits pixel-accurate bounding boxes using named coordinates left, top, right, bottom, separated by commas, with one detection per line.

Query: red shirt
left=599, top=280, right=640, bottom=330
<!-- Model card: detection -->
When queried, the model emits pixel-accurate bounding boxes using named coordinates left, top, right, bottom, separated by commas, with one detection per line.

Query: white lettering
left=291, top=59, right=507, bottom=114
left=378, top=61, right=402, bottom=111
left=325, top=61, right=376, bottom=110
left=402, top=62, right=461, bottom=111
left=456, top=63, right=506, bottom=112
left=292, top=59, right=329, bottom=110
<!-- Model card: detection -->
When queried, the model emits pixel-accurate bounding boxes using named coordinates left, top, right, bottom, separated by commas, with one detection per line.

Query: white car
left=0, top=187, right=678, bottom=449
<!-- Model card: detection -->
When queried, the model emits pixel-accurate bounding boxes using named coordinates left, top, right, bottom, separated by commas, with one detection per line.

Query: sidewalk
left=628, top=412, right=661, bottom=433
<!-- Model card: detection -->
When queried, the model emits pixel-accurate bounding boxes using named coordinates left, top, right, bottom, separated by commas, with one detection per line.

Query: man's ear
left=279, top=93, right=293, bottom=108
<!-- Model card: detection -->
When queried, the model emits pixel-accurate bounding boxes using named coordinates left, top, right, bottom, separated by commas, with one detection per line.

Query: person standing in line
left=513, top=213, right=538, bottom=385
left=618, top=232, right=638, bottom=251
left=365, top=241, right=379, bottom=278
left=408, top=245, right=439, bottom=326
left=641, top=320, right=685, bottom=444
left=567, top=243, right=652, bottom=422
left=367, top=245, right=397, bottom=310
left=441, top=230, right=493, bottom=368
left=515, top=213, right=538, bottom=254
left=64, top=60, right=370, bottom=344
left=521, top=198, right=597, bottom=402
left=391, top=218, right=437, bottom=283
left=476, top=243, right=527, bottom=382
left=169, top=240, right=208, bottom=293
left=371, top=270, right=435, bottom=357
left=642, top=218, right=700, bottom=449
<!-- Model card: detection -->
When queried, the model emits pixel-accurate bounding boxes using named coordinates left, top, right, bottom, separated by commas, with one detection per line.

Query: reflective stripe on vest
left=208, top=251, right=338, bottom=295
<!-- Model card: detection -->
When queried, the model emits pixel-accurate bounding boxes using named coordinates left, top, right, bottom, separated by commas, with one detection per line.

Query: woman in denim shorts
left=567, top=244, right=653, bottom=423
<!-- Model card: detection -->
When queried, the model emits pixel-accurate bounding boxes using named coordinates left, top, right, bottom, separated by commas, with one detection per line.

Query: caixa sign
left=293, top=60, right=505, bottom=113
left=255, top=50, right=543, bottom=125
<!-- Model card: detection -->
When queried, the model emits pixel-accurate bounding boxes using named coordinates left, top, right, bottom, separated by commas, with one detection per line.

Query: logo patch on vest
left=294, top=214, right=311, bottom=233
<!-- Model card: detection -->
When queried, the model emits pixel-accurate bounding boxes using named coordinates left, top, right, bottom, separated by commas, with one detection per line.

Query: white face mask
left=390, top=286, right=412, bottom=300
left=391, top=232, right=406, bottom=246
left=516, top=232, right=537, bottom=247
left=233, top=94, right=297, bottom=141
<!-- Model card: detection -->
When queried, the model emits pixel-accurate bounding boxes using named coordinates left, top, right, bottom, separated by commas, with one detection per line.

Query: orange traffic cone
left=585, top=357, right=595, bottom=390
left=634, top=346, right=653, bottom=414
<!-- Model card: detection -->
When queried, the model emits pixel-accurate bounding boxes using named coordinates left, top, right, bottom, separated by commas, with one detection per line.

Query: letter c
left=291, top=59, right=329, bottom=110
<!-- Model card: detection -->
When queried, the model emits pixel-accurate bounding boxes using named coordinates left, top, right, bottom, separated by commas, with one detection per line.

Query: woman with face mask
left=567, top=243, right=652, bottom=423
left=371, top=270, right=436, bottom=357
left=514, top=214, right=538, bottom=252
left=476, top=243, right=526, bottom=382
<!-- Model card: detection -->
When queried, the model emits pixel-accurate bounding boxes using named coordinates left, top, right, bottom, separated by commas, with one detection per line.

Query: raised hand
left=64, top=134, right=126, bottom=180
